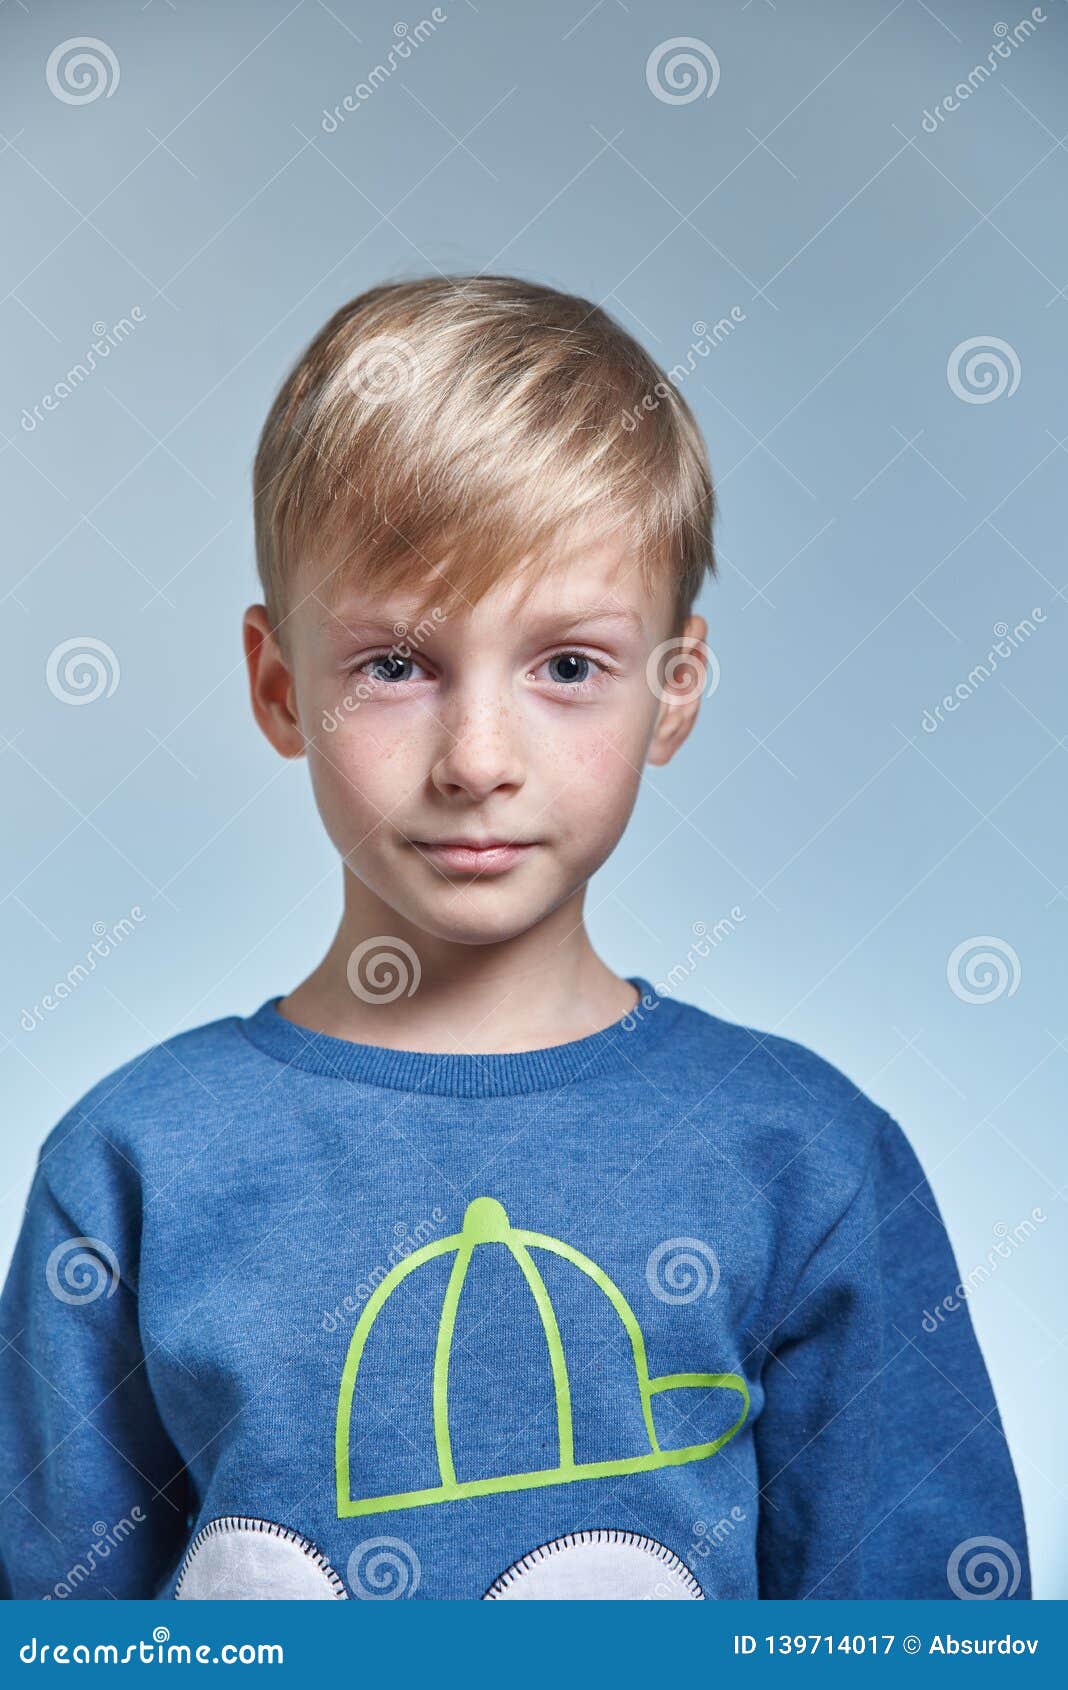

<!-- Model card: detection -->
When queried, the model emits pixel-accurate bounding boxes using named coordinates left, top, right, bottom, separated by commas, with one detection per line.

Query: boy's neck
left=276, top=877, right=638, bottom=1056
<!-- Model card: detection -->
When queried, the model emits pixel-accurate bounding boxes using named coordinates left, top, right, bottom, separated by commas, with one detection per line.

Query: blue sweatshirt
left=0, top=979, right=1029, bottom=1601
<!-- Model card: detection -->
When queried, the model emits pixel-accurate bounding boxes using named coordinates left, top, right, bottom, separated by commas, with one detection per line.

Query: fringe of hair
left=252, top=275, right=715, bottom=650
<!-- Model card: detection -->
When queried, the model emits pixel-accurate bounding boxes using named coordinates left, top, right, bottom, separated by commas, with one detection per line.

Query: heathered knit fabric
left=0, top=978, right=1029, bottom=1600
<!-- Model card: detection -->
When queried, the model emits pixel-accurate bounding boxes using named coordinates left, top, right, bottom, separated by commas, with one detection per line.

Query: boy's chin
left=401, top=891, right=562, bottom=948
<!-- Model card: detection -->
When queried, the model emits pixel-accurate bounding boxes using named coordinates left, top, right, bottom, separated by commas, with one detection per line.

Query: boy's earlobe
left=242, top=604, right=306, bottom=760
left=645, top=614, right=710, bottom=768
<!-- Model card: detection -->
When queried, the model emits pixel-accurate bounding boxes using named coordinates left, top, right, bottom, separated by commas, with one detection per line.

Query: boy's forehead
left=312, top=536, right=666, bottom=638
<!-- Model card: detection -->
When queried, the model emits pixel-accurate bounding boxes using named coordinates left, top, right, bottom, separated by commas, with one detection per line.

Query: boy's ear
left=645, top=613, right=711, bottom=768
left=242, top=605, right=306, bottom=759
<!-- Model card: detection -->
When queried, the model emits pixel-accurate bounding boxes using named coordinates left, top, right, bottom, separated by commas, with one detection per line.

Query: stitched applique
left=335, top=1195, right=748, bottom=1518
left=483, top=1529, right=705, bottom=1600
left=174, top=1516, right=348, bottom=1600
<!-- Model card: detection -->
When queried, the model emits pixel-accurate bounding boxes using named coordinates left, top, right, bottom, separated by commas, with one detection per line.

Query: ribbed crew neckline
left=238, top=975, right=681, bottom=1098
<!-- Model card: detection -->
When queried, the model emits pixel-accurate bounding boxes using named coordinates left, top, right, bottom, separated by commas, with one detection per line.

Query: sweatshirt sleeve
left=754, top=1111, right=1030, bottom=1599
left=0, top=1149, right=193, bottom=1600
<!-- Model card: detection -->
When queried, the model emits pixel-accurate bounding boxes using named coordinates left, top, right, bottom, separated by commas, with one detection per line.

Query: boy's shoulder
left=662, top=990, right=897, bottom=1184
left=38, top=1007, right=255, bottom=1189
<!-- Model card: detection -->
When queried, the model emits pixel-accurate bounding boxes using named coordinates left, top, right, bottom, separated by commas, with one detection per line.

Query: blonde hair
left=253, top=275, right=715, bottom=646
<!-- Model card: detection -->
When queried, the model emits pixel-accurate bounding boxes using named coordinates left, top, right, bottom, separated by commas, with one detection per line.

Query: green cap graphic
left=335, top=1196, right=748, bottom=1518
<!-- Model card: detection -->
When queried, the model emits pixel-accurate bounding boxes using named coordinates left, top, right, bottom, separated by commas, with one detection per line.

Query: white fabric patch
left=484, top=1530, right=704, bottom=1600
left=174, top=1517, right=348, bottom=1600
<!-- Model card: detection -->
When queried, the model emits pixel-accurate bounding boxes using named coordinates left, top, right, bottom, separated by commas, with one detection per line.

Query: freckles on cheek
left=355, top=703, right=436, bottom=759
left=329, top=716, right=424, bottom=775
left=563, top=721, right=643, bottom=783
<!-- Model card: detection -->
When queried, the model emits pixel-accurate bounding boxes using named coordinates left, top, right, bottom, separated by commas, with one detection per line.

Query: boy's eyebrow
left=326, top=614, right=410, bottom=638
left=523, top=607, right=644, bottom=637
left=324, top=606, right=644, bottom=640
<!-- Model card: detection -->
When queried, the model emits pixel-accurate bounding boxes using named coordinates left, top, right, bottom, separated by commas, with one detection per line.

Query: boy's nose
left=430, top=699, right=526, bottom=801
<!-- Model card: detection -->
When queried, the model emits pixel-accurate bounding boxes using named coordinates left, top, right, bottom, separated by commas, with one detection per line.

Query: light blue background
left=1, top=0, right=1064, bottom=1595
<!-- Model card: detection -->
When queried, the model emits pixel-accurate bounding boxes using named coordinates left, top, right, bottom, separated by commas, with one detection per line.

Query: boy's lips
left=412, top=838, right=539, bottom=875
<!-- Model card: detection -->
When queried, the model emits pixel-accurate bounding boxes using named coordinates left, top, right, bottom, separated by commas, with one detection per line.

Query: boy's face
left=244, top=537, right=708, bottom=948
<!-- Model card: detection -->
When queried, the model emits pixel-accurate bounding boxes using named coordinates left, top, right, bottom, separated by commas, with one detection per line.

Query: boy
left=0, top=277, right=1028, bottom=1601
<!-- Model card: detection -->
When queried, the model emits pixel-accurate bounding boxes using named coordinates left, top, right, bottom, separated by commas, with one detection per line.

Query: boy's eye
left=547, top=652, right=591, bottom=685
left=359, top=653, right=422, bottom=684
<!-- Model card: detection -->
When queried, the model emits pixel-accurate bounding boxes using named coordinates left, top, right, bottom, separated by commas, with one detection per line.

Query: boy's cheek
left=555, top=739, right=646, bottom=858
left=304, top=749, right=394, bottom=850
left=309, top=728, right=413, bottom=790
left=561, top=721, right=649, bottom=790
left=304, top=704, right=648, bottom=821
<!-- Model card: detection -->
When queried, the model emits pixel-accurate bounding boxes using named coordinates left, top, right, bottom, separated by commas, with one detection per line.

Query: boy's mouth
left=412, top=838, right=539, bottom=876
